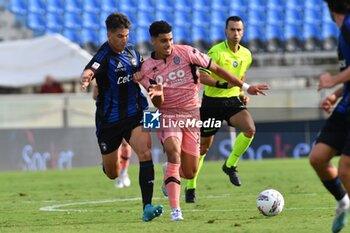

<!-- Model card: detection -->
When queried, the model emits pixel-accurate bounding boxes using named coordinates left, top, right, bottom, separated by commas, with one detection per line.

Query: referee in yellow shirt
left=185, top=16, right=255, bottom=203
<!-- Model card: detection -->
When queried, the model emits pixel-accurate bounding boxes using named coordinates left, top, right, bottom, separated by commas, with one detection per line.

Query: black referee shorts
left=316, top=111, right=350, bottom=156
left=200, top=94, right=246, bottom=137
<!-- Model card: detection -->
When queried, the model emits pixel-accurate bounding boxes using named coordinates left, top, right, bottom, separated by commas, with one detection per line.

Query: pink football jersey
left=140, top=44, right=211, bottom=112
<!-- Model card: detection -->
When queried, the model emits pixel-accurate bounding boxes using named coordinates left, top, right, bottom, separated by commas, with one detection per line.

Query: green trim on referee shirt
left=203, top=40, right=252, bottom=98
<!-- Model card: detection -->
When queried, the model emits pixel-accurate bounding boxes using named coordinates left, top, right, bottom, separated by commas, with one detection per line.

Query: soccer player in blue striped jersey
left=80, top=13, right=163, bottom=222
left=310, top=1, right=350, bottom=232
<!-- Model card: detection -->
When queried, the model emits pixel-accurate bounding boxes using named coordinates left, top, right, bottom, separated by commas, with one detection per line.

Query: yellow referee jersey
left=203, top=40, right=252, bottom=98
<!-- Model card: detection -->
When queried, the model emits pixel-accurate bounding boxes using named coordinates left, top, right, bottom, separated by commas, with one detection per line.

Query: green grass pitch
left=0, top=158, right=342, bottom=233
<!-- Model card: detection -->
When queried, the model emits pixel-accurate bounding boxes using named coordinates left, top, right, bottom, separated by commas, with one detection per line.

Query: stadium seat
left=192, top=10, right=210, bottom=28
left=210, top=24, right=225, bottom=45
left=322, top=22, right=339, bottom=51
left=285, top=8, right=303, bottom=26
left=304, top=0, right=323, bottom=11
left=266, top=0, right=285, bottom=11
left=81, top=28, right=99, bottom=53
left=28, top=0, right=45, bottom=14
left=64, top=12, right=82, bottom=29
left=192, top=25, right=211, bottom=52
left=174, top=0, right=191, bottom=13
left=119, top=0, right=137, bottom=19
left=46, top=0, right=64, bottom=14
left=173, top=25, right=192, bottom=45
left=9, top=0, right=27, bottom=15
left=101, top=0, right=118, bottom=12
left=174, top=10, right=192, bottom=27
left=265, top=24, right=284, bottom=52
left=304, top=8, right=322, bottom=24
left=248, top=0, right=266, bottom=11
left=27, top=12, right=46, bottom=36
left=65, top=0, right=82, bottom=13
left=82, top=0, right=101, bottom=13
left=156, top=0, right=174, bottom=12
left=245, top=24, right=265, bottom=53
left=82, top=12, right=100, bottom=30
left=46, top=12, right=64, bottom=32
left=137, top=10, right=156, bottom=28
left=266, top=9, right=284, bottom=26
left=285, top=0, right=303, bottom=10
left=135, top=26, right=152, bottom=56
left=303, top=23, right=322, bottom=51
left=63, top=28, right=82, bottom=44
left=212, top=0, right=229, bottom=11
left=211, top=9, right=229, bottom=27
left=192, top=0, right=211, bottom=12
left=138, top=0, right=156, bottom=13
left=99, top=28, right=107, bottom=44
left=155, top=10, right=174, bottom=25
left=248, top=9, right=266, bottom=25
left=284, top=24, right=303, bottom=52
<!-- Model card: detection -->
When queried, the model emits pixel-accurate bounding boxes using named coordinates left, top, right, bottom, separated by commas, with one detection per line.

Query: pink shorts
left=157, top=110, right=200, bottom=157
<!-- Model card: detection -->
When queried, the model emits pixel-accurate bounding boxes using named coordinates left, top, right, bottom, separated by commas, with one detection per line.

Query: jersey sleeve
left=186, top=46, right=212, bottom=69
left=84, top=43, right=108, bottom=76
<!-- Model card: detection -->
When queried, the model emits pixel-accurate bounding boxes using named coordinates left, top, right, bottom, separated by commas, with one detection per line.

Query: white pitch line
left=39, top=194, right=334, bottom=213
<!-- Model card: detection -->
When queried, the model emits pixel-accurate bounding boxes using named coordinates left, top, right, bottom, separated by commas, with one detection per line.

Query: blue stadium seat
left=304, top=0, right=322, bottom=11
left=245, top=24, right=265, bottom=53
left=101, top=0, right=118, bottom=12
left=212, top=0, right=229, bottom=10
left=46, top=0, right=64, bottom=14
left=156, top=0, right=174, bottom=12
left=100, top=11, right=110, bottom=27
left=173, top=25, right=192, bottom=45
left=99, top=28, right=107, bottom=44
left=303, top=23, right=322, bottom=51
left=174, top=0, right=191, bottom=13
left=210, top=24, right=225, bottom=45
left=81, top=28, right=99, bottom=44
left=137, top=10, right=156, bottom=28
left=285, top=8, right=303, bottom=25
left=135, top=26, right=151, bottom=56
left=27, top=12, right=45, bottom=31
left=46, top=12, right=64, bottom=32
left=65, top=0, right=82, bottom=13
left=82, top=12, right=100, bottom=30
left=138, top=0, right=156, bottom=13
left=322, top=2, right=333, bottom=23
left=119, top=0, right=137, bottom=19
left=63, top=28, right=82, bottom=44
left=285, top=0, right=303, bottom=11
left=28, top=0, right=45, bottom=14
left=192, top=25, right=211, bottom=51
left=248, top=9, right=266, bottom=25
left=9, top=0, right=27, bottom=15
left=322, top=22, right=339, bottom=50
left=265, top=24, right=284, bottom=52
left=192, top=0, right=211, bottom=12
left=64, top=12, right=82, bottom=29
left=229, top=0, right=247, bottom=21
left=266, top=9, right=284, bottom=26
left=82, top=0, right=101, bottom=13
left=248, top=0, right=266, bottom=11
left=174, top=10, right=191, bottom=27
left=266, top=0, right=285, bottom=11
left=304, top=8, right=322, bottom=24
left=155, top=10, right=174, bottom=25
left=192, top=10, right=210, bottom=28
left=211, top=9, right=229, bottom=27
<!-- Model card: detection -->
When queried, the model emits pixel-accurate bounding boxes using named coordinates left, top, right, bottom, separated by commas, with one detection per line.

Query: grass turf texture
left=0, top=158, right=340, bottom=233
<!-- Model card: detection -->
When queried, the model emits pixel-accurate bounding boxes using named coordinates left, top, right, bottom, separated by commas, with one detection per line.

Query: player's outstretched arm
left=208, top=61, right=270, bottom=95
left=80, top=69, right=94, bottom=90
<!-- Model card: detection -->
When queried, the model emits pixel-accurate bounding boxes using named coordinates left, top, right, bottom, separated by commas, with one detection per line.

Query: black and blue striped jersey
left=336, top=13, right=350, bottom=114
left=85, top=42, right=148, bottom=128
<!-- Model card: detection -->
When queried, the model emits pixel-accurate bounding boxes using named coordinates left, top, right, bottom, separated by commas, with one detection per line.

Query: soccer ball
left=256, top=189, right=284, bottom=216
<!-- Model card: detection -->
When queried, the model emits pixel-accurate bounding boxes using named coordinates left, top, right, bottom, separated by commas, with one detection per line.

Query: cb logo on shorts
left=143, top=110, right=161, bottom=129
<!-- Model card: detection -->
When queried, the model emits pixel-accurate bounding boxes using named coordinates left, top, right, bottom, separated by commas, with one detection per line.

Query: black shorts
left=96, top=114, right=142, bottom=155
left=200, top=94, right=246, bottom=137
left=316, top=111, right=350, bottom=156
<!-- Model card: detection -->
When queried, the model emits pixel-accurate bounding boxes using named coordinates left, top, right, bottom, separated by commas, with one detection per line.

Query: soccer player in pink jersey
left=136, top=20, right=269, bottom=221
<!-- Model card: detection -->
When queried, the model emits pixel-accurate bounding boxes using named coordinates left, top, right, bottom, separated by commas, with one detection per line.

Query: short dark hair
left=324, top=0, right=350, bottom=14
left=225, top=16, right=244, bottom=28
left=105, top=13, right=131, bottom=32
left=149, top=20, right=172, bottom=37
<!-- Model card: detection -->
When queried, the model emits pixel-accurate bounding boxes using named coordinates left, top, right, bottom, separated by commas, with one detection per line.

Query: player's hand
left=320, top=94, right=337, bottom=113
left=247, top=84, right=270, bottom=96
left=318, top=72, right=335, bottom=91
left=239, top=95, right=250, bottom=105
left=80, top=70, right=94, bottom=90
left=133, top=71, right=143, bottom=83
left=148, top=83, right=163, bottom=99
